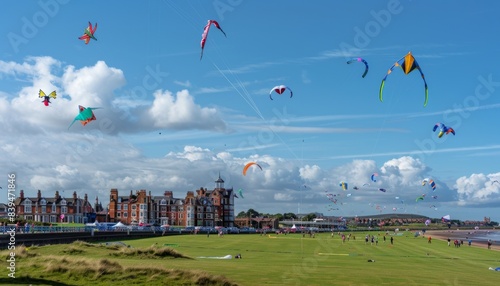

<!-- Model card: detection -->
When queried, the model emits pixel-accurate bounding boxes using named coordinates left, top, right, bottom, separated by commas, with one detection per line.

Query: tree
left=283, top=213, right=297, bottom=220
left=303, top=213, right=317, bottom=221
left=236, top=211, right=247, bottom=218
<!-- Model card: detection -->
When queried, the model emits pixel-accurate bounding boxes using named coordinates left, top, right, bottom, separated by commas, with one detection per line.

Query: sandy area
left=423, top=229, right=499, bottom=251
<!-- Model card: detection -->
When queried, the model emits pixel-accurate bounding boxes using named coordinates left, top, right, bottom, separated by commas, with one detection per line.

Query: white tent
left=112, top=222, right=127, bottom=228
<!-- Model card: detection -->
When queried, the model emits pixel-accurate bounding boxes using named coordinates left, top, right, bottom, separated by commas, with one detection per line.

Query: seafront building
left=11, top=175, right=236, bottom=228
left=108, top=175, right=236, bottom=227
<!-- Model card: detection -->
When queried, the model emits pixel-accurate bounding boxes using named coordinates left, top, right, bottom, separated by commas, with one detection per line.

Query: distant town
left=2, top=175, right=498, bottom=229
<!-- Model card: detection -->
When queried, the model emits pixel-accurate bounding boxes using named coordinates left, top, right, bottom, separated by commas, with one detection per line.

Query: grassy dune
left=3, top=231, right=500, bottom=285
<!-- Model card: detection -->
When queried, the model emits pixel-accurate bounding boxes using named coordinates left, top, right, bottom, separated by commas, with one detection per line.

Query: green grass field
left=2, top=231, right=499, bottom=285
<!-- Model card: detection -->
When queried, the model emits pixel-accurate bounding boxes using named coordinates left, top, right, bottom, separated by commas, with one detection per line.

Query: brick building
left=14, top=190, right=95, bottom=223
left=108, top=175, right=236, bottom=227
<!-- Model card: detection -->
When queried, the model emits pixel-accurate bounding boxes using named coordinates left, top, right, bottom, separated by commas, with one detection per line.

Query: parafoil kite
left=353, top=186, right=359, bottom=190
left=422, top=178, right=437, bottom=191
left=379, top=52, right=429, bottom=107
left=339, top=181, right=348, bottom=191
left=242, top=162, right=262, bottom=176
left=492, top=180, right=500, bottom=185
left=416, top=196, right=424, bottom=202
left=371, top=173, right=378, bottom=182
left=200, top=20, right=226, bottom=60
left=441, top=214, right=451, bottom=222
left=68, top=105, right=100, bottom=129
left=347, top=57, right=369, bottom=78
left=269, top=85, right=293, bottom=100
left=378, top=188, right=387, bottom=193
left=78, top=22, right=97, bottom=44
left=39, top=89, right=56, bottom=106
left=433, top=123, right=455, bottom=138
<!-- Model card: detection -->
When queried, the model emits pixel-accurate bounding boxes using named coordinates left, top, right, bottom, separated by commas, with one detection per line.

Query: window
left=117, top=204, right=121, bottom=211
left=61, top=206, right=67, bottom=214
left=160, top=199, right=166, bottom=205
left=132, top=205, right=137, bottom=210
left=123, top=204, right=128, bottom=211
left=24, top=200, right=32, bottom=213
left=61, top=199, right=67, bottom=206
left=117, top=212, right=121, bottom=218
left=41, top=206, right=46, bottom=213
left=52, top=203, right=56, bottom=213
left=132, top=212, right=136, bottom=217
left=40, top=199, right=46, bottom=205
left=123, top=212, right=128, bottom=218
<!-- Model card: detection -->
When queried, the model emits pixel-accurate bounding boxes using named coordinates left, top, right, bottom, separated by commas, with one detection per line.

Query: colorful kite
left=39, top=89, right=56, bottom=106
left=339, top=181, right=348, bottom=191
left=237, top=188, right=244, bottom=199
left=79, top=22, right=97, bottom=44
left=422, top=178, right=437, bottom=191
left=269, top=85, right=293, bottom=100
left=242, top=162, right=262, bottom=176
left=200, top=20, right=226, bottom=60
left=379, top=52, right=429, bottom=106
left=347, top=57, right=369, bottom=78
left=68, top=105, right=100, bottom=129
left=433, top=123, right=455, bottom=138
left=371, top=173, right=378, bottom=182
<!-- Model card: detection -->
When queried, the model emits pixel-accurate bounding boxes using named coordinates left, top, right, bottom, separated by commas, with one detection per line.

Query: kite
left=423, top=178, right=437, bottom=191
left=379, top=51, right=429, bottom=107
left=416, top=196, right=424, bottom=202
left=242, top=162, right=262, bottom=176
left=488, top=267, right=500, bottom=271
left=68, top=105, right=101, bottom=129
left=378, top=188, right=387, bottom=193
left=425, top=219, right=431, bottom=226
left=269, top=85, right=293, bottom=100
left=237, top=188, right=244, bottom=199
left=39, top=89, right=56, bottom=106
left=433, top=123, right=455, bottom=138
left=347, top=57, right=369, bottom=78
left=371, top=173, right=378, bottom=182
left=200, top=20, right=226, bottom=60
left=492, top=180, right=500, bottom=185
left=78, top=22, right=97, bottom=44
left=441, top=214, right=451, bottom=222
left=353, top=186, right=359, bottom=190
left=339, top=181, right=348, bottom=191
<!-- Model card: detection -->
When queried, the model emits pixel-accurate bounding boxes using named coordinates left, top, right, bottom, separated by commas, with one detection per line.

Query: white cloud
left=147, top=89, right=227, bottom=132
left=455, top=173, right=500, bottom=205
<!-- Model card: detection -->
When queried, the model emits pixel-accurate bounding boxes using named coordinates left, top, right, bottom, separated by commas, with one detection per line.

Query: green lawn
left=3, top=231, right=500, bottom=285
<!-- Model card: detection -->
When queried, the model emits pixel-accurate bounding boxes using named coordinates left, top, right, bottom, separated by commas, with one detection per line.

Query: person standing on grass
left=428, top=236, right=432, bottom=243
left=447, top=238, right=451, bottom=246
left=488, top=240, right=492, bottom=249
left=390, top=236, right=394, bottom=245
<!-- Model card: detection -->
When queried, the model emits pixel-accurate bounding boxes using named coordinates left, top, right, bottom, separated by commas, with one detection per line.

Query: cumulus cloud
left=455, top=172, right=500, bottom=206
left=147, top=89, right=227, bottom=132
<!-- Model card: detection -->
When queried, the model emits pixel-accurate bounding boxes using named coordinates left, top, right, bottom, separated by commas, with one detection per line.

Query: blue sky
left=1, top=0, right=500, bottom=222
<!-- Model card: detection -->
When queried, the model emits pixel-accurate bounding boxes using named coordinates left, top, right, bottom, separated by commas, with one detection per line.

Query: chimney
left=55, top=191, right=60, bottom=200
left=20, top=190, right=24, bottom=200
left=37, top=190, right=41, bottom=200
left=73, top=191, right=77, bottom=200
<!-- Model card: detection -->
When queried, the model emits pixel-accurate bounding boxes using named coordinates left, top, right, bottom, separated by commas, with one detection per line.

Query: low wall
left=0, top=230, right=182, bottom=249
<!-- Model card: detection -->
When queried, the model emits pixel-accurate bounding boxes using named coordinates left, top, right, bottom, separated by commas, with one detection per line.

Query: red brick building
left=14, top=190, right=95, bottom=223
left=108, top=175, right=236, bottom=227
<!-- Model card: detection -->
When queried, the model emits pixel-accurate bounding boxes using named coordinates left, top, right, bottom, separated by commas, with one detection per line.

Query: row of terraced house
left=10, top=175, right=236, bottom=228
